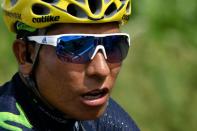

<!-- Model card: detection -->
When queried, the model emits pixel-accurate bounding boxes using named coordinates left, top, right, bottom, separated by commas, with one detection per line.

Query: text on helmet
left=32, top=16, right=60, bottom=23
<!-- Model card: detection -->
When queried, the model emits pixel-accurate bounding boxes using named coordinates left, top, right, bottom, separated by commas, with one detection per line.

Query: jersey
left=0, top=73, right=140, bottom=131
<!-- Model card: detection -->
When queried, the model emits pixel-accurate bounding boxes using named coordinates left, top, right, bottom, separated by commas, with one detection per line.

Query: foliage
left=0, top=7, right=16, bottom=82
left=0, top=0, right=197, bottom=130
left=113, top=0, right=197, bottom=130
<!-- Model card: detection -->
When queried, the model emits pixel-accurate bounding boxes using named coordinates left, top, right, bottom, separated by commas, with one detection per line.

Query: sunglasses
left=27, top=33, right=130, bottom=64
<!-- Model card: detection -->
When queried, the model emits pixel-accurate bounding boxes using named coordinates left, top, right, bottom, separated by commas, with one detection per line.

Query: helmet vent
left=88, top=0, right=102, bottom=14
left=67, top=4, right=87, bottom=18
left=104, top=0, right=110, bottom=4
left=10, top=0, right=18, bottom=6
left=105, top=2, right=117, bottom=17
left=126, top=1, right=131, bottom=14
left=41, top=0, right=59, bottom=4
left=75, top=0, right=85, bottom=4
left=32, top=4, right=50, bottom=15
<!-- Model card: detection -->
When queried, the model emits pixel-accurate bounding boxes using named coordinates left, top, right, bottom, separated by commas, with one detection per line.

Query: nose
left=86, top=51, right=110, bottom=78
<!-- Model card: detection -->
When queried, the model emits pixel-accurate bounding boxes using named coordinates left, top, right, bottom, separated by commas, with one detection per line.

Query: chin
left=74, top=104, right=107, bottom=120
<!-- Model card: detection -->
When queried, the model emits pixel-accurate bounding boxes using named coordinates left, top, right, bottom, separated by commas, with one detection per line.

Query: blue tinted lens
left=56, top=36, right=95, bottom=63
left=56, top=35, right=129, bottom=64
left=103, top=35, right=129, bottom=63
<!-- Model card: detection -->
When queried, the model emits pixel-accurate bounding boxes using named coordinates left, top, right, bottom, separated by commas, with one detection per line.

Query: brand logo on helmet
left=4, top=10, right=21, bottom=20
left=32, top=16, right=60, bottom=23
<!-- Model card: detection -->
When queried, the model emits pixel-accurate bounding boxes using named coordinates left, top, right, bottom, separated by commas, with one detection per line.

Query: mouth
left=80, top=88, right=109, bottom=107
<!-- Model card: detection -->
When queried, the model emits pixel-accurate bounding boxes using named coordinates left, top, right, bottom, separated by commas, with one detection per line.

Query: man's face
left=35, top=23, right=122, bottom=120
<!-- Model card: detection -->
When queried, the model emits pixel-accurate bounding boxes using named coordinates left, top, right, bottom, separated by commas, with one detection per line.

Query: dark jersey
left=0, top=73, right=140, bottom=131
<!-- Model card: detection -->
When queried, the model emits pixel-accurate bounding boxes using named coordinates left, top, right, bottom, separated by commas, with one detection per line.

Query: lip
left=80, top=88, right=109, bottom=107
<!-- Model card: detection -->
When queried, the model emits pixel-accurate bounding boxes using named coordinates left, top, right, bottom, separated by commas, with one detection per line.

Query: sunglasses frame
left=27, top=33, right=131, bottom=63
left=27, top=33, right=130, bottom=47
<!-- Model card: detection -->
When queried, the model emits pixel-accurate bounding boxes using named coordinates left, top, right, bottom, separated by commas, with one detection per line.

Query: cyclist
left=0, top=0, right=140, bottom=130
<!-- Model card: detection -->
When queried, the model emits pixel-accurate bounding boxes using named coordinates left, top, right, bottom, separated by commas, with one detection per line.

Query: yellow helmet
left=2, top=0, right=131, bottom=33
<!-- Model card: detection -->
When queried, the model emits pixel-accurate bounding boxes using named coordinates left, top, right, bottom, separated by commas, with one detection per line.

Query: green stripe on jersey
left=0, top=103, right=32, bottom=131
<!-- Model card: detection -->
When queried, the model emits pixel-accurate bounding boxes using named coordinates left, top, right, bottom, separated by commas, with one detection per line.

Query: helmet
left=2, top=0, right=131, bottom=33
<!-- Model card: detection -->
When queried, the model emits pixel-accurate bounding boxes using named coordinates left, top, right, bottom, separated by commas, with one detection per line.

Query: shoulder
left=0, top=73, right=25, bottom=113
left=82, top=98, right=140, bottom=131
left=0, top=77, right=33, bottom=131
left=0, top=80, right=16, bottom=113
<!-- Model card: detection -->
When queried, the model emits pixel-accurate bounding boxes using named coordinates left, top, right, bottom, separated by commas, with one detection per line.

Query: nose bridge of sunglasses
left=90, top=45, right=107, bottom=60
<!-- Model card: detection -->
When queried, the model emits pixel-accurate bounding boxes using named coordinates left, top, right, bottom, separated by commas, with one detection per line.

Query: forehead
left=46, top=22, right=120, bottom=35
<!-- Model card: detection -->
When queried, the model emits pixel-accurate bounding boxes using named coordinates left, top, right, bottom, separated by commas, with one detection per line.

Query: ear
left=13, top=39, right=35, bottom=75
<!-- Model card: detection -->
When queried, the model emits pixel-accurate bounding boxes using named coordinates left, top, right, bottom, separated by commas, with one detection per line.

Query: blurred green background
left=0, top=0, right=197, bottom=131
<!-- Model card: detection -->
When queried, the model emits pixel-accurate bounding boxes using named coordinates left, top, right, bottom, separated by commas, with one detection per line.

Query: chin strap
left=19, top=73, right=85, bottom=130
left=19, top=44, right=55, bottom=109
left=20, top=28, right=54, bottom=109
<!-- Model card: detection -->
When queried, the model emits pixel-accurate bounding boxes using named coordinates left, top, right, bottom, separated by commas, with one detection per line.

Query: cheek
left=36, top=46, right=86, bottom=95
left=108, top=64, right=122, bottom=87
left=35, top=47, right=88, bottom=114
left=110, top=63, right=122, bottom=78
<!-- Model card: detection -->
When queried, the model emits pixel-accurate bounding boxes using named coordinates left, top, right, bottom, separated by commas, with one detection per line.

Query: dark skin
left=13, top=22, right=122, bottom=120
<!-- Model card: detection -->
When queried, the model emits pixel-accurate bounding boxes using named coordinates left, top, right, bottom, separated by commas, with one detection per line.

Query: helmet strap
left=20, top=28, right=55, bottom=110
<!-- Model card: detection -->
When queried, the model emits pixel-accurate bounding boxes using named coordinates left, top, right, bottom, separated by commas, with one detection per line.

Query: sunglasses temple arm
left=127, top=35, right=131, bottom=46
left=27, top=36, right=57, bottom=46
